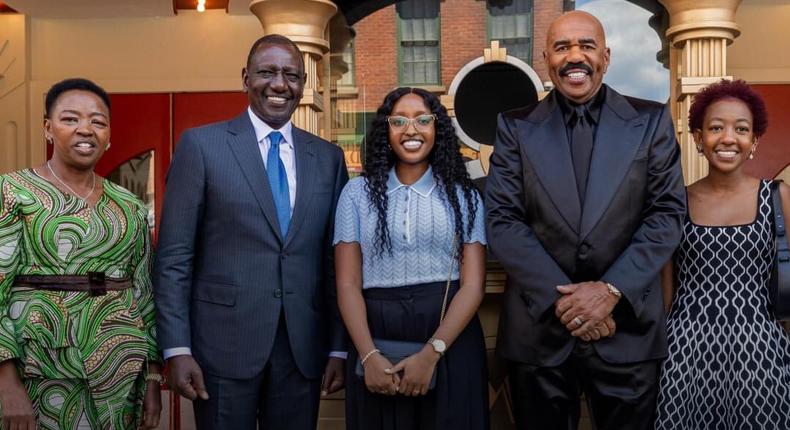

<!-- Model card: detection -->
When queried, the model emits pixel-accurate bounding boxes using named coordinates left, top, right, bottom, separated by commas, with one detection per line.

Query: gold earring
left=106, top=142, right=111, bottom=150
left=696, top=146, right=703, bottom=155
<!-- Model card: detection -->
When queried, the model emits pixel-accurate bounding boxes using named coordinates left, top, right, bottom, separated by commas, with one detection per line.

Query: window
left=337, top=40, right=356, bottom=87
left=397, top=0, right=441, bottom=85
left=487, top=0, right=533, bottom=64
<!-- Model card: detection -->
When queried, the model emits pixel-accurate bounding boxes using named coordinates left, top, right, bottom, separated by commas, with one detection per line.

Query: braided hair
left=363, top=87, right=478, bottom=259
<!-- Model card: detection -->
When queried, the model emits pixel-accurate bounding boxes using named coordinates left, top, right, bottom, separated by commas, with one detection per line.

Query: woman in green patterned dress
left=0, top=78, right=162, bottom=429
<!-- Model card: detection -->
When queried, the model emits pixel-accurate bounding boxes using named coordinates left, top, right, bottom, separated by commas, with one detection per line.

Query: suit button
left=273, top=289, right=283, bottom=298
left=579, top=243, right=590, bottom=253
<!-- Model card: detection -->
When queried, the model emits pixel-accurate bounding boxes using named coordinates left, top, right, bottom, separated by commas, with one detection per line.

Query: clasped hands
left=363, top=346, right=438, bottom=397
left=555, top=281, right=619, bottom=341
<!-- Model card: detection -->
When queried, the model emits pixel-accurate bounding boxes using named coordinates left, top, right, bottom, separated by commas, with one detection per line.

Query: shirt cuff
left=163, top=347, right=192, bottom=360
left=329, top=351, right=348, bottom=360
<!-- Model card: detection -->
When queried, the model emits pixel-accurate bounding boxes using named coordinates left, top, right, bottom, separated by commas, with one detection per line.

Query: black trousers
left=193, top=313, right=321, bottom=430
left=508, top=342, right=660, bottom=430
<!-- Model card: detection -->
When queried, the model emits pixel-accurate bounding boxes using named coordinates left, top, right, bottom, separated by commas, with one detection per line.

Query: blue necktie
left=267, top=131, right=290, bottom=236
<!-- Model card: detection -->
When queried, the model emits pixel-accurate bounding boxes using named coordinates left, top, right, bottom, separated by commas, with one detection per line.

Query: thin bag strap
left=771, top=180, right=789, bottom=263
left=770, top=180, right=790, bottom=319
left=439, top=234, right=459, bottom=322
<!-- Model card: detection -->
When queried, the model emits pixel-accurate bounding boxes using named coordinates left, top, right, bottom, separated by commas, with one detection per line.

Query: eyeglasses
left=386, top=114, right=436, bottom=132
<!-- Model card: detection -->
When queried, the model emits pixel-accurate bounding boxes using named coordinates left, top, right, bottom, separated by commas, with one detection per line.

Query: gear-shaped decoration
left=441, top=41, right=547, bottom=191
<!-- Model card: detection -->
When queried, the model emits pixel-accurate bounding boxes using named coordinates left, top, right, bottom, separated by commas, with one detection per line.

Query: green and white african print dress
left=0, top=168, right=159, bottom=429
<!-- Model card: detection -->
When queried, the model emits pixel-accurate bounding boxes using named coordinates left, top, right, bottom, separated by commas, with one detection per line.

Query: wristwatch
left=603, top=282, right=622, bottom=299
left=427, top=338, right=447, bottom=357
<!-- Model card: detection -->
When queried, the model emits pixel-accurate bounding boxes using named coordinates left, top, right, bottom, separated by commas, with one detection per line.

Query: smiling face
left=695, top=98, right=757, bottom=174
left=388, top=93, right=436, bottom=168
left=544, top=11, right=610, bottom=104
left=44, top=89, right=110, bottom=170
left=243, top=42, right=306, bottom=129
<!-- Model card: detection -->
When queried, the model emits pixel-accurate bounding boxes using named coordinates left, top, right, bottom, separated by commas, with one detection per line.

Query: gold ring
left=573, top=316, right=583, bottom=327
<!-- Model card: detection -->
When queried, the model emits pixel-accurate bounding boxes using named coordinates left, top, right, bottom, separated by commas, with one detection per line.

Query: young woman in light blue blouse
left=335, top=87, right=488, bottom=429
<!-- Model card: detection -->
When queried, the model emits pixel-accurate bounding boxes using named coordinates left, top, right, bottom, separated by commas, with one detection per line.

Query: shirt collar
left=386, top=166, right=437, bottom=197
left=556, top=84, right=607, bottom=126
left=247, top=107, right=294, bottom=148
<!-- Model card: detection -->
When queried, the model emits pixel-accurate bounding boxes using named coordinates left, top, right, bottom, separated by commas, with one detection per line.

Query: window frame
left=396, top=0, right=442, bottom=86
left=486, top=0, right=534, bottom=65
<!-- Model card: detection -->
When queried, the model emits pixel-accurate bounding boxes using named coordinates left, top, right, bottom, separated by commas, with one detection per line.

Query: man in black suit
left=485, top=11, right=686, bottom=430
left=155, top=34, right=347, bottom=429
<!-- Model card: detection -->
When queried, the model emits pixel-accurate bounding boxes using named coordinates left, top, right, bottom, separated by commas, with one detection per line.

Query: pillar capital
left=659, top=0, right=741, bottom=46
left=249, top=0, right=337, bottom=57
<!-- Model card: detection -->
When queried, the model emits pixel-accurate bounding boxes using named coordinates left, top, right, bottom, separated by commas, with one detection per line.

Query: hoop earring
left=696, top=145, right=703, bottom=155
left=46, top=137, right=53, bottom=145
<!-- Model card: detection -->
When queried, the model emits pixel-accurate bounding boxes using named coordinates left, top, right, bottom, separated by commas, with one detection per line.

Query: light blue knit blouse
left=333, top=167, right=486, bottom=289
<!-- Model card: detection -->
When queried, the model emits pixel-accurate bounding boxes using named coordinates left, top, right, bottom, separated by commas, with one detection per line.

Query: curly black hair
left=363, top=87, right=478, bottom=259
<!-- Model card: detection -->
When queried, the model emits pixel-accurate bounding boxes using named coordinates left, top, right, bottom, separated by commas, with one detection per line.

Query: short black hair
left=44, top=78, right=111, bottom=118
left=246, top=34, right=305, bottom=72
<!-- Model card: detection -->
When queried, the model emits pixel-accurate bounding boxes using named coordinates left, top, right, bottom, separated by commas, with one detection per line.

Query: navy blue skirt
left=345, top=281, right=489, bottom=430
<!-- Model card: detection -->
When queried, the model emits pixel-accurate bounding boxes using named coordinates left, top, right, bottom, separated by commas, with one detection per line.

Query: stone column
left=249, top=0, right=337, bottom=135
left=659, top=0, right=742, bottom=184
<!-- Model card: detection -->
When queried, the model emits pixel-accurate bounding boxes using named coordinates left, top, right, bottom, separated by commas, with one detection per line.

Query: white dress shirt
left=163, top=108, right=346, bottom=360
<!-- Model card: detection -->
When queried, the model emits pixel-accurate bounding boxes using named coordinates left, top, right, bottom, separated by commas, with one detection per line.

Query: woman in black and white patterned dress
left=656, top=79, right=790, bottom=430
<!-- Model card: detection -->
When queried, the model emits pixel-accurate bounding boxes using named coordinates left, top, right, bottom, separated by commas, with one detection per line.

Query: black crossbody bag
left=769, top=180, right=790, bottom=320
left=355, top=236, right=459, bottom=390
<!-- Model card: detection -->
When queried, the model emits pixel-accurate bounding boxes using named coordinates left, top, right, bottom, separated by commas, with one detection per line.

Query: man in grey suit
left=155, top=34, right=348, bottom=429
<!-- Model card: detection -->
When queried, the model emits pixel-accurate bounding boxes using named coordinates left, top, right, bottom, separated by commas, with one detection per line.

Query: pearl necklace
left=46, top=160, right=96, bottom=204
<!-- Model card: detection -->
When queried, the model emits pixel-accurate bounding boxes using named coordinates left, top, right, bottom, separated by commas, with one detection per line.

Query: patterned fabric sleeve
left=131, top=212, right=160, bottom=363
left=463, top=188, right=487, bottom=245
left=0, top=175, right=23, bottom=362
left=333, top=178, right=362, bottom=245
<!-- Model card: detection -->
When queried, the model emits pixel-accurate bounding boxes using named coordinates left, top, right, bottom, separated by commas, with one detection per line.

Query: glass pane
left=106, top=150, right=155, bottom=231
left=576, top=0, right=670, bottom=102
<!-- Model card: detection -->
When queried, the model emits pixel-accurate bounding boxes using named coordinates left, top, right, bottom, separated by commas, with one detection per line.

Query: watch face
left=432, top=339, right=447, bottom=353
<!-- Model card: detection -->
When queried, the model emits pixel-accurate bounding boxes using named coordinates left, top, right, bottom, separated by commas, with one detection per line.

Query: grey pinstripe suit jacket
left=154, top=112, right=349, bottom=380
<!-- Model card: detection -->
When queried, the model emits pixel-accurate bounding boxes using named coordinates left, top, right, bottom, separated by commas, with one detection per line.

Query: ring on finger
left=572, top=316, right=583, bottom=327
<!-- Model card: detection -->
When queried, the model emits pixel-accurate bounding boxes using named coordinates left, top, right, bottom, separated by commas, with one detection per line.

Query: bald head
left=543, top=10, right=610, bottom=104
left=546, top=11, right=606, bottom=51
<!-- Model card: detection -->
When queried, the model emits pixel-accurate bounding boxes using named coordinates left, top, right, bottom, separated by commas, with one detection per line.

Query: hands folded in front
left=363, top=346, right=439, bottom=397
left=555, top=281, right=620, bottom=341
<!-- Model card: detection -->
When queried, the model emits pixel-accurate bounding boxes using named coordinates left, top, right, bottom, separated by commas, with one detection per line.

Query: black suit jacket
left=155, top=112, right=348, bottom=379
left=485, top=86, right=686, bottom=366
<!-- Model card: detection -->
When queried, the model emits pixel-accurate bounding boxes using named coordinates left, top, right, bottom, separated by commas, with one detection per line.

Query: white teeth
left=75, top=143, right=93, bottom=148
left=402, top=140, right=422, bottom=150
left=716, top=150, right=738, bottom=158
left=268, top=96, right=287, bottom=103
left=567, top=72, right=587, bottom=80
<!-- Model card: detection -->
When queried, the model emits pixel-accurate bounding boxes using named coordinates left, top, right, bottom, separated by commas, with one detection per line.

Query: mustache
left=560, top=63, right=592, bottom=76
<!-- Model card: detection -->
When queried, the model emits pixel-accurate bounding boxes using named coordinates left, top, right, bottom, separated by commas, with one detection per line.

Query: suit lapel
left=522, top=93, right=582, bottom=233
left=579, top=89, right=647, bottom=239
left=226, top=113, right=284, bottom=243
left=284, top=127, right=316, bottom=247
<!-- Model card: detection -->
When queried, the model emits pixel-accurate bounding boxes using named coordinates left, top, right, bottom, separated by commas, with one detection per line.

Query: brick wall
left=345, top=0, right=563, bottom=111
left=440, top=0, right=487, bottom=89
left=352, top=5, right=398, bottom=111
left=532, top=0, right=564, bottom=83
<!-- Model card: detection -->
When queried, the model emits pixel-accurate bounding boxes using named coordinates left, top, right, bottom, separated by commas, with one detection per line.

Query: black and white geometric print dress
left=656, top=180, right=790, bottom=430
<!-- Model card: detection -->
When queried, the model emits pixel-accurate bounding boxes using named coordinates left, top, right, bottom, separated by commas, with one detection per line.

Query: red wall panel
left=172, top=92, right=248, bottom=146
left=743, top=84, right=790, bottom=179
